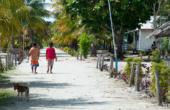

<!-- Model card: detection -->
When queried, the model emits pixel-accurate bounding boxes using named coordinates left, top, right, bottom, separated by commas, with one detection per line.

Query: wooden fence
left=0, top=48, right=29, bottom=71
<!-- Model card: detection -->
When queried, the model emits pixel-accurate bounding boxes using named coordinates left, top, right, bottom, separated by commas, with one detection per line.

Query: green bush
left=150, top=62, right=170, bottom=95
left=140, top=50, right=146, bottom=56
left=64, top=47, right=70, bottom=53
left=124, top=57, right=134, bottom=79
left=73, top=50, right=77, bottom=57
left=150, top=49, right=170, bottom=101
left=151, top=49, right=162, bottom=63
left=124, top=57, right=144, bottom=84
left=78, top=33, right=94, bottom=58
left=2, top=43, right=7, bottom=48
left=14, top=43, right=20, bottom=48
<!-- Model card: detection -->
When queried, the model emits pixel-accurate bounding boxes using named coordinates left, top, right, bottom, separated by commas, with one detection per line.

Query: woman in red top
left=46, top=42, right=57, bottom=73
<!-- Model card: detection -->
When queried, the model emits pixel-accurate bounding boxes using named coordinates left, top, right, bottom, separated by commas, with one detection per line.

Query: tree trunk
left=90, top=36, right=97, bottom=57
left=114, top=29, right=124, bottom=59
left=109, top=41, right=111, bottom=52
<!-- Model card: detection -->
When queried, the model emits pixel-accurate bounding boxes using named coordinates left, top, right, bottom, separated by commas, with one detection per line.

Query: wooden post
left=15, top=49, right=16, bottom=66
left=129, top=63, right=135, bottom=87
left=98, top=55, right=101, bottom=70
left=8, top=54, right=10, bottom=68
left=101, top=56, right=104, bottom=71
left=10, top=54, right=12, bottom=67
left=80, top=52, right=82, bottom=61
left=109, top=58, right=113, bottom=78
left=167, top=76, right=170, bottom=107
left=96, top=55, right=99, bottom=68
left=77, top=51, right=79, bottom=60
left=135, top=65, right=140, bottom=91
left=0, top=57, right=2, bottom=71
left=5, top=55, right=7, bottom=71
left=155, top=71, right=162, bottom=106
left=19, top=49, right=21, bottom=64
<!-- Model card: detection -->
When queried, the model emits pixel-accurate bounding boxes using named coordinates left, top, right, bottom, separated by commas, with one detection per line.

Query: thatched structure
left=146, top=21, right=170, bottom=39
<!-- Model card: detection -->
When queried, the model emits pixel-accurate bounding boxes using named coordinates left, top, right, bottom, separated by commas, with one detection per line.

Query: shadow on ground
left=0, top=81, right=74, bottom=90
left=0, top=96, right=109, bottom=110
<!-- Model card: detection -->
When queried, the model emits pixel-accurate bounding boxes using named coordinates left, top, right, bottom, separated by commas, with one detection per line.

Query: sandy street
left=0, top=48, right=169, bottom=110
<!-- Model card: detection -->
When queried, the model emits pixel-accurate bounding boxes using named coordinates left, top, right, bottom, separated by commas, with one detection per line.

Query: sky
left=42, top=0, right=55, bottom=22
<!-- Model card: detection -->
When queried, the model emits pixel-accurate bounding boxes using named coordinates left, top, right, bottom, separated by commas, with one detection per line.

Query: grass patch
left=0, top=89, right=16, bottom=106
left=2, top=72, right=27, bottom=76
left=9, top=66, right=16, bottom=70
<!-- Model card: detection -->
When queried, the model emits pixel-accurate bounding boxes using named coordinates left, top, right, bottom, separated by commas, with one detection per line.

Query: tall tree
left=62, top=0, right=153, bottom=58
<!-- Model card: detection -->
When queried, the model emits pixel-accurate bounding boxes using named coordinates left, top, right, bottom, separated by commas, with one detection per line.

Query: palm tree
left=19, top=0, right=51, bottom=49
left=0, top=0, right=30, bottom=53
left=50, top=1, right=84, bottom=47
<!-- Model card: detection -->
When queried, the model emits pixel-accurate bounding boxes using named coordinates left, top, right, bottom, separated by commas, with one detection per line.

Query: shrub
left=151, top=49, right=161, bottom=63
left=14, top=43, right=20, bottom=48
left=73, top=50, right=77, bottom=57
left=150, top=49, right=170, bottom=101
left=124, top=57, right=134, bottom=79
left=140, top=50, right=146, bottom=56
left=2, top=43, right=7, bottom=48
left=63, top=47, right=69, bottom=53
left=78, top=33, right=94, bottom=58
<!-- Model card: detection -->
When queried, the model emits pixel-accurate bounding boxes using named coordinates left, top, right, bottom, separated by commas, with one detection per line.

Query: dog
left=13, top=83, right=30, bottom=102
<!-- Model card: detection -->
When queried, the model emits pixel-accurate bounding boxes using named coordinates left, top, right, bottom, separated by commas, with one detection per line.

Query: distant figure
left=28, top=42, right=40, bottom=73
left=46, top=42, right=57, bottom=73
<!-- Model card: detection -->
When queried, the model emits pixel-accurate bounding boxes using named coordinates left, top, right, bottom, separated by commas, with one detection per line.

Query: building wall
left=139, top=29, right=155, bottom=50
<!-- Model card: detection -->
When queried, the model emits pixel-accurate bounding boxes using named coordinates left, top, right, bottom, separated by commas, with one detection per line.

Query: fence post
left=77, top=51, right=79, bottom=60
left=101, top=56, right=104, bottom=71
left=19, top=49, right=21, bottom=64
left=98, top=55, right=101, bottom=70
left=135, top=65, right=140, bottom=91
left=8, top=55, right=10, bottom=69
left=167, top=76, right=170, bottom=107
left=96, top=55, right=99, bottom=68
left=0, top=57, right=2, bottom=71
left=155, top=71, right=162, bottom=106
left=109, top=58, right=113, bottom=78
left=5, top=55, right=7, bottom=71
left=10, top=53, right=13, bottom=67
left=80, top=52, right=82, bottom=61
left=15, top=49, right=17, bottom=66
left=129, top=63, right=135, bottom=87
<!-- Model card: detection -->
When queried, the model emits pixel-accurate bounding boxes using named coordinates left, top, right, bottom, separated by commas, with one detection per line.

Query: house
left=124, top=17, right=156, bottom=52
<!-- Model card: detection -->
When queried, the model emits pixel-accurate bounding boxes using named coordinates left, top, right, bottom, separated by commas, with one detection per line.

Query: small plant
left=140, top=50, right=146, bottom=56
left=150, top=49, right=170, bottom=101
left=63, top=47, right=70, bottom=53
left=78, top=33, right=94, bottom=58
left=124, top=57, right=134, bottom=79
left=73, top=50, right=77, bottom=57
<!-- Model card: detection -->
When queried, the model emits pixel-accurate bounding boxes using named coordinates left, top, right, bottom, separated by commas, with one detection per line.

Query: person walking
left=46, top=42, right=57, bottom=73
left=28, top=42, right=40, bottom=73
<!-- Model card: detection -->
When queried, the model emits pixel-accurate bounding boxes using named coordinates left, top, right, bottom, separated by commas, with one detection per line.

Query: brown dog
left=13, top=83, right=30, bottom=102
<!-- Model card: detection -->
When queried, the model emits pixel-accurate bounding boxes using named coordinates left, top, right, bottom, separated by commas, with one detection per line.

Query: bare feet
left=47, top=69, right=49, bottom=73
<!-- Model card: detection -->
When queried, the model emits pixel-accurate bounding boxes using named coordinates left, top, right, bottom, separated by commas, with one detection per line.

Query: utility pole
left=107, top=0, right=118, bottom=71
